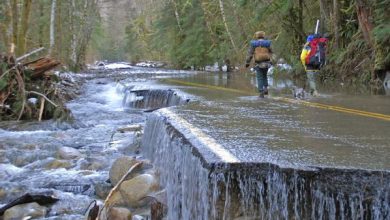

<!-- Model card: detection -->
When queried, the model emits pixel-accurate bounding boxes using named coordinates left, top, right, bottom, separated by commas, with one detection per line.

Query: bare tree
left=218, top=0, right=237, bottom=52
left=171, top=0, right=183, bottom=32
left=49, top=0, right=57, bottom=56
left=10, top=0, right=18, bottom=53
left=17, top=0, right=32, bottom=56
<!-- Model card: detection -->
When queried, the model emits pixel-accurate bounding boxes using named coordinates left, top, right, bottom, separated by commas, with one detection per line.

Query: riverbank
left=0, top=67, right=191, bottom=219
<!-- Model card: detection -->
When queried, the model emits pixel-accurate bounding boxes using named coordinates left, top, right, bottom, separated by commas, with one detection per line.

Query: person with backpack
left=300, top=34, right=327, bottom=96
left=245, top=31, right=273, bottom=98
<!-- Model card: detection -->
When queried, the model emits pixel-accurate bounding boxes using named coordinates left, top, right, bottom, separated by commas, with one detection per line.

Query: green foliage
left=0, top=78, right=7, bottom=91
left=372, top=0, right=390, bottom=69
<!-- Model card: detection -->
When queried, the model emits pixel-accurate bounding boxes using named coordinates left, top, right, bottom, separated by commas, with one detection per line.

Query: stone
left=117, top=124, right=142, bottom=133
left=109, top=157, right=140, bottom=185
left=107, top=191, right=127, bottom=206
left=80, top=157, right=108, bottom=171
left=0, top=188, right=6, bottom=200
left=94, top=182, right=112, bottom=199
left=11, top=154, right=40, bottom=167
left=0, top=152, right=8, bottom=163
left=132, top=215, right=147, bottom=220
left=3, top=202, right=47, bottom=220
left=108, top=207, right=132, bottom=220
left=57, top=146, right=82, bottom=160
left=45, top=159, right=73, bottom=170
left=119, top=174, right=158, bottom=207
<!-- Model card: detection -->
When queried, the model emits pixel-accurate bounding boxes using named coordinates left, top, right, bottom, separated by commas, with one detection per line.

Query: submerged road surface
left=154, top=73, right=390, bottom=170
left=139, top=71, right=389, bottom=219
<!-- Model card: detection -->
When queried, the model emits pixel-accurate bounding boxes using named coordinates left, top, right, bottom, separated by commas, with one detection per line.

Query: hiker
left=245, top=31, right=273, bottom=98
left=300, top=34, right=327, bottom=96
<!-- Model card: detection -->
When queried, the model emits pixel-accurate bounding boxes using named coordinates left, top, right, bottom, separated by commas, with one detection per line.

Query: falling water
left=122, top=88, right=189, bottom=110
left=141, top=110, right=390, bottom=219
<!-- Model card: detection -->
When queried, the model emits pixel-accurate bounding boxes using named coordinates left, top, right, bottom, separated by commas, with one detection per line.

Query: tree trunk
left=319, top=0, right=329, bottom=34
left=74, top=0, right=98, bottom=71
left=0, top=1, right=12, bottom=52
left=170, top=0, right=182, bottom=32
left=56, top=0, right=62, bottom=61
left=355, top=0, right=373, bottom=48
left=49, top=0, right=57, bottom=56
left=70, top=0, right=77, bottom=66
left=333, top=0, right=340, bottom=49
left=38, top=1, right=44, bottom=47
left=17, top=0, right=32, bottom=56
left=11, top=0, right=18, bottom=52
left=298, top=0, right=304, bottom=45
left=218, top=0, right=237, bottom=52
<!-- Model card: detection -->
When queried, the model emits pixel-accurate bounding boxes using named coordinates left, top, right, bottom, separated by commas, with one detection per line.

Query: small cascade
left=122, top=88, right=189, bottom=110
left=141, top=111, right=390, bottom=219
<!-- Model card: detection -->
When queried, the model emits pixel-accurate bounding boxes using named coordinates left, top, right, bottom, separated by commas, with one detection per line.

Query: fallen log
left=0, top=193, right=59, bottom=216
left=0, top=50, right=68, bottom=121
left=25, top=57, right=61, bottom=79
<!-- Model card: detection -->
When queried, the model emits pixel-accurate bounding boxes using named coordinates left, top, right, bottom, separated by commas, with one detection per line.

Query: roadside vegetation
left=0, top=0, right=389, bottom=109
left=123, top=0, right=389, bottom=87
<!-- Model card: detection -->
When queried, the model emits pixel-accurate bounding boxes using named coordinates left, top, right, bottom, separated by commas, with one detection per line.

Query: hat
left=254, top=31, right=265, bottom=39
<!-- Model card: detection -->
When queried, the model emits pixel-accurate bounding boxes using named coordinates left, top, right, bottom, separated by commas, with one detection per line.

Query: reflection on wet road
left=158, top=74, right=390, bottom=170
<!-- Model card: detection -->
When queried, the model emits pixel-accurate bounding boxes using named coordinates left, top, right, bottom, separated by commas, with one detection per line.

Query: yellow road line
left=164, top=79, right=390, bottom=121
left=166, top=79, right=257, bottom=95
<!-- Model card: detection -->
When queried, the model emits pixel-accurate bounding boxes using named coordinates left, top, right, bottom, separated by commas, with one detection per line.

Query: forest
left=0, top=0, right=389, bottom=86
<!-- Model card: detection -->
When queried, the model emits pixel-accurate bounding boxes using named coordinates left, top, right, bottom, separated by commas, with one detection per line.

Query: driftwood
left=26, top=90, right=58, bottom=107
left=0, top=50, right=64, bottom=121
left=85, top=200, right=100, bottom=220
left=0, top=193, right=59, bottom=216
left=25, top=57, right=61, bottom=79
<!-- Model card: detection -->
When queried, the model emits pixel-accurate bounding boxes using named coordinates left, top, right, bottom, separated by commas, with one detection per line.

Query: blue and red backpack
left=306, top=35, right=328, bottom=69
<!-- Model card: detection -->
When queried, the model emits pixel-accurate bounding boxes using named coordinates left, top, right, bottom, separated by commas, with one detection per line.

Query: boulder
left=119, top=174, right=158, bottom=207
left=0, top=188, right=6, bottom=200
left=132, top=215, right=147, bottom=220
left=106, top=191, right=127, bottom=207
left=109, top=157, right=140, bottom=185
left=80, top=157, right=108, bottom=171
left=57, top=146, right=82, bottom=160
left=108, top=207, right=132, bottom=220
left=44, top=159, right=73, bottom=170
left=3, top=202, right=47, bottom=220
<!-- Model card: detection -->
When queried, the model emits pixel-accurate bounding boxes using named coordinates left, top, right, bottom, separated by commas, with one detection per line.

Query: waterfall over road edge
left=141, top=110, right=390, bottom=219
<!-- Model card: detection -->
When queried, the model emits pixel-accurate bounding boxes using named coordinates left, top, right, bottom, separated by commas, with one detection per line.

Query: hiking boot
left=264, top=88, right=269, bottom=95
left=259, top=91, right=265, bottom=98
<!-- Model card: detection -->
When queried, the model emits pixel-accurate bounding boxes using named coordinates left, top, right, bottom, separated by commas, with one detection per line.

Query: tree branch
left=16, top=47, right=45, bottom=62
left=26, top=90, right=58, bottom=108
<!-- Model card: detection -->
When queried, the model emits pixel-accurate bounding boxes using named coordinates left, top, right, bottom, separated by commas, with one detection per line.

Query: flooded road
left=0, top=66, right=389, bottom=219
left=158, top=79, right=390, bottom=169
left=144, top=71, right=390, bottom=219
